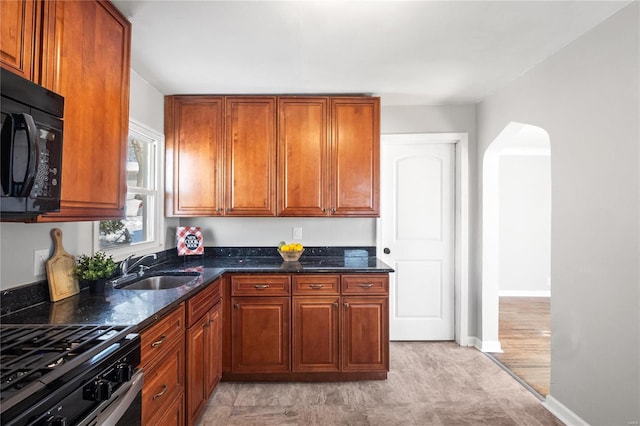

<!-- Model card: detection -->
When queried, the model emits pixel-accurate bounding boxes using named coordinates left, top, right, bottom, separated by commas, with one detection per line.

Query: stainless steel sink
left=119, top=274, right=198, bottom=290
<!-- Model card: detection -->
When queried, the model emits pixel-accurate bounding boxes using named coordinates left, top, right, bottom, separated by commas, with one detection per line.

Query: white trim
left=477, top=339, right=504, bottom=353
left=543, top=395, right=590, bottom=426
left=498, top=290, right=551, bottom=297
left=377, top=132, right=469, bottom=347
left=93, top=119, right=166, bottom=261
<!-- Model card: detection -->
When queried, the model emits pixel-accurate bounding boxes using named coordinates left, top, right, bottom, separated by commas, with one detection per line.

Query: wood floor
left=492, top=297, right=551, bottom=397
left=197, top=342, right=562, bottom=425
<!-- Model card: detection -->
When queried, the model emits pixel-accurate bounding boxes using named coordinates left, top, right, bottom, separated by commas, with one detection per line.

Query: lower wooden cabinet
left=185, top=279, right=222, bottom=426
left=224, top=273, right=389, bottom=380
left=139, top=304, right=186, bottom=426
left=231, top=296, right=290, bottom=373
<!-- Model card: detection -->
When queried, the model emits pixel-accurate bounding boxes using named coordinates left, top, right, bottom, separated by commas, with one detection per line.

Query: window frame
left=93, top=119, right=165, bottom=259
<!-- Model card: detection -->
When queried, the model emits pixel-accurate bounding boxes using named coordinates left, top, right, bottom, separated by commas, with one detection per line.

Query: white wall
left=499, top=155, right=551, bottom=295
left=0, top=70, right=169, bottom=290
left=477, top=3, right=639, bottom=424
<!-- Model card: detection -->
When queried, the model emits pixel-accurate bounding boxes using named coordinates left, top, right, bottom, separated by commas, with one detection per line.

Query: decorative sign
left=176, top=227, right=204, bottom=256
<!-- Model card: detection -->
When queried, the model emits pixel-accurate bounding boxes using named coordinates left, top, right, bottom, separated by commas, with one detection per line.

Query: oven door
left=77, top=370, right=143, bottom=426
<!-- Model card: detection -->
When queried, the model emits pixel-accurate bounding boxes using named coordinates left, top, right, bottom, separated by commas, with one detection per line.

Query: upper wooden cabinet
left=0, top=0, right=39, bottom=81
left=166, top=96, right=225, bottom=216
left=38, top=0, right=131, bottom=221
left=165, top=95, right=379, bottom=218
left=277, top=97, right=329, bottom=216
left=330, top=97, right=380, bottom=216
left=225, top=97, right=277, bottom=216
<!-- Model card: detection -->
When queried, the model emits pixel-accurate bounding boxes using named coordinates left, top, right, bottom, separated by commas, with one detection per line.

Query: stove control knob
left=83, top=379, right=113, bottom=401
left=44, top=415, right=67, bottom=426
left=113, top=363, right=133, bottom=383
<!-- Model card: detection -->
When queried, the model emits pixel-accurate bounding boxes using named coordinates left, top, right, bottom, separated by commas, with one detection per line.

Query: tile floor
left=196, top=342, right=563, bottom=425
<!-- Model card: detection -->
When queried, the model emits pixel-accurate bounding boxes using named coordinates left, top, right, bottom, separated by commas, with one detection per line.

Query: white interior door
left=380, top=142, right=455, bottom=341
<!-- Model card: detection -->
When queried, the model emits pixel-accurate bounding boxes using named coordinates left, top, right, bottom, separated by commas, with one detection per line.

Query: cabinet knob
left=233, top=303, right=239, bottom=309
left=331, top=208, right=336, bottom=214
left=344, top=302, right=350, bottom=308
left=383, top=247, right=391, bottom=254
left=333, top=301, right=339, bottom=308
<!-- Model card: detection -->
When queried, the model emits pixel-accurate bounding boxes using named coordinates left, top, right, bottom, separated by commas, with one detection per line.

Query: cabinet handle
left=344, top=302, right=350, bottom=308
left=309, top=284, right=324, bottom=289
left=254, top=284, right=270, bottom=289
left=152, top=384, right=168, bottom=400
left=151, top=335, right=166, bottom=348
left=226, top=208, right=230, bottom=213
left=358, top=283, right=374, bottom=288
left=333, top=302, right=339, bottom=307
left=233, top=303, right=239, bottom=309
left=331, top=208, right=336, bottom=214
left=322, top=208, right=326, bottom=213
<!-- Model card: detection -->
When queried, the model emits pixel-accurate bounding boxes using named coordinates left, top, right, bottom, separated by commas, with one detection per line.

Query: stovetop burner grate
left=0, top=324, right=132, bottom=399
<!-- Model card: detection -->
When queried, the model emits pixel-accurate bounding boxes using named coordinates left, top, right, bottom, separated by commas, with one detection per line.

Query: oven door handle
left=97, top=370, right=144, bottom=425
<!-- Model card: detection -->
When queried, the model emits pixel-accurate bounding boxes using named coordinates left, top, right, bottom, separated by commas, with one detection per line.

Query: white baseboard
left=471, top=337, right=503, bottom=353
left=543, top=395, right=589, bottom=426
left=498, top=290, right=551, bottom=297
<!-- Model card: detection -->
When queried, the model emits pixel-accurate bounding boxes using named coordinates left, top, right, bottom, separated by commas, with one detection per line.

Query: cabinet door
left=207, top=303, right=222, bottom=395
left=166, top=96, right=224, bottom=216
left=186, top=313, right=207, bottom=426
left=231, top=296, right=290, bottom=372
left=0, top=0, right=37, bottom=81
left=225, top=97, right=277, bottom=216
left=292, top=297, right=340, bottom=372
left=330, top=97, right=380, bottom=217
left=152, top=391, right=185, bottom=426
left=277, top=97, right=329, bottom=216
left=39, top=0, right=131, bottom=220
left=342, top=296, right=388, bottom=371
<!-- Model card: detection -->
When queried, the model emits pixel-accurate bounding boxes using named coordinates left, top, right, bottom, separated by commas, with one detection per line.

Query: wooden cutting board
left=46, top=228, right=80, bottom=302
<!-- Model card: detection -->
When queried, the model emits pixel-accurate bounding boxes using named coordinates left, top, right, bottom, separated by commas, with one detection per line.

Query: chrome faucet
left=120, top=253, right=158, bottom=276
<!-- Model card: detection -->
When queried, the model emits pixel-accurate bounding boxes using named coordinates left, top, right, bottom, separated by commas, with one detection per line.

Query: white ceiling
left=112, top=1, right=630, bottom=106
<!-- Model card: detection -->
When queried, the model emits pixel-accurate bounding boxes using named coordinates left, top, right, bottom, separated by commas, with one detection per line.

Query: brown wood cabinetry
left=224, top=273, right=388, bottom=381
left=185, top=280, right=222, bottom=426
left=165, top=95, right=379, bottom=218
left=2, top=0, right=131, bottom=222
left=330, top=97, right=380, bottom=216
left=0, top=0, right=38, bottom=81
left=140, top=304, right=186, bottom=426
left=39, top=0, right=131, bottom=221
left=277, top=97, right=329, bottom=216
left=278, top=97, right=380, bottom=217
left=225, top=97, right=277, bottom=216
left=165, top=96, right=224, bottom=216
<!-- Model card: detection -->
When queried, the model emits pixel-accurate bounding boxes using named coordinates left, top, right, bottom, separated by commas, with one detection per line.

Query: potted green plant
left=75, top=251, right=117, bottom=294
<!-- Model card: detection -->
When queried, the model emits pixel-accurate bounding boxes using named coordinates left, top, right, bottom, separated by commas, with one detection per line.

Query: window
left=95, top=120, right=164, bottom=256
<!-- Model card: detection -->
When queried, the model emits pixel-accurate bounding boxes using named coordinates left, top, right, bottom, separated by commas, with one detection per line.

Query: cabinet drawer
left=141, top=304, right=185, bottom=369
left=231, top=275, right=290, bottom=296
left=341, top=275, right=389, bottom=295
left=142, top=338, right=184, bottom=425
left=292, top=275, right=340, bottom=295
left=186, top=280, right=221, bottom=328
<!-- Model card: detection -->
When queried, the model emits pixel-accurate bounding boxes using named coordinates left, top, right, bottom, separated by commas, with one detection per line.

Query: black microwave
left=1, top=68, right=64, bottom=219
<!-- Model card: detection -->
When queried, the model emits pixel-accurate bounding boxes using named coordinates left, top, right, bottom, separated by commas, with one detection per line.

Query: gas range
left=0, top=324, right=141, bottom=426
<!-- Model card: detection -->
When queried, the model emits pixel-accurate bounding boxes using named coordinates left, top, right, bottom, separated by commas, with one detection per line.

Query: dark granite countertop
left=0, top=248, right=393, bottom=330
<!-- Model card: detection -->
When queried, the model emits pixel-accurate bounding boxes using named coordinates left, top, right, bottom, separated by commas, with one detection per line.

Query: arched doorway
left=482, top=121, right=551, bottom=395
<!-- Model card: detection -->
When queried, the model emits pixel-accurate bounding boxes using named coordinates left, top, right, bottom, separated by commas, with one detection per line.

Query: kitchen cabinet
left=230, top=275, right=290, bottom=372
left=330, top=97, right=380, bottom=216
left=140, top=304, right=185, bottom=426
left=185, top=280, right=222, bottom=426
left=278, top=97, right=380, bottom=217
left=165, top=96, right=225, bottom=216
left=224, top=273, right=388, bottom=381
left=0, top=0, right=39, bottom=81
left=165, top=95, right=379, bottom=218
left=225, top=97, right=277, bottom=216
left=38, top=0, right=131, bottom=221
left=277, top=97, right=329, bottom=216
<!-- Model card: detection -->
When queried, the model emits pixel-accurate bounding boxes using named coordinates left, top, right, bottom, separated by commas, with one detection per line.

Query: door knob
left=383, top=248, right=391, bottom=254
